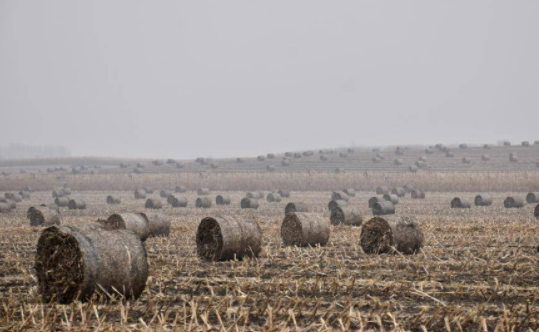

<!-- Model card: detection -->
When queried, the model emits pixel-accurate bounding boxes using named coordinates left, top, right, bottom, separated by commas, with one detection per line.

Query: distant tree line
left=0, top=143, right=71, bottom=159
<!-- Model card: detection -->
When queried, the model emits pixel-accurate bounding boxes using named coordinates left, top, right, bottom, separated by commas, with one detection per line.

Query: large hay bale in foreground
left=266, top=192, right=282, bottom=203
left=106, top=195, right=121, bottom=205
left=35, top=223, right=148, bottom=303
left=197, top=188, right=211, bottom=196
left=331, top=191, right=349, bottom=202
left=451, top=197, right=471, bottom=209
left=278, top=189, right=290, bottom=198
left=526, top=192, right=539, bottom=204
left=55, top=197, right=70, bottom=207
left=358, top=217, right=393, bottom=254
left=392, top=217, right=424, bottom=255
left=285, top=202, right=308, bottom=215
left=372, top=201, right=395, bottom=215
left=197, top=216, right=262, bottom=261
left=134, top=189, right=147, bottom=200
left=169, top=195, right=188, bottom=207
left=330, top=206, right=362, bottom=226
left=105, top=213, right=150, bottom=241
left=383, top=194, right=399, bottom=205
left=145, top=199, right=163, bottom=210
left=376, top=186, right=389, bottom=195
left=368, top=197, right=380, bottom=208
left=343, top=188, right=356, bottom=197
left=68, top=199, right=86, bottom=210
left=196, top=197, right=212, bottom=208
left=141, top=212, right=171, bottom=237
left=391, top=188, right=406, bottom=198
left=474, top=194, right=492, bottom=206
left=504, top=197, right=525, bottom=208
left=28, top=206, right=60, bottom=227
left=281, top=213, right=330, bottom=247
left=241, top=198, right=259, bottom=209
left=216, top=195, right=231, bottom=205
left=328, top=199, right=348, bottom=211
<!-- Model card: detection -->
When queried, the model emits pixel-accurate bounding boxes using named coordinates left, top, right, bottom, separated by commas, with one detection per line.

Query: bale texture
left=196, top=197, right=212, bottom=208
left=504, top=197, right=525, bottom=208
left=372, top=201, right=396, bottom=215
left=35, top=223, right=148, bottom=303
left=411, top=190, right=426, bottom=199
left=392, top=217, right=424, bottom=255
left=55, top=197, right=70, bottom=207
left=328, top=199, right=348, bottom=211
left=285, top=202, right=309, bottom=215
left=266, top=192, right=282, bottom=203
left=145, top=199, right=163, bottom=209
left=241, top=198, right=259, bottom=209
left=134, top=189, right=147, bottom=200
left=474, top=194, right=492, bottom=206
left=104, top=213, right=150, bottom=241
left=330, top=206, right=362, bottom=226
left=0, top=198, right=16, bottom=209
left=281, top=213, right=330, bottom=247
left=197, top=188, right=211, bottom=196
left=106, top=195, right=121, bottom=205
left=359, top=217, right=394, bottom=254
left=140, top=212, right=171, bottom=237
left=391, top=188, right=406, bottom=198
left=216, top=195, right=231, bottom=205
left=451, top=197, right=471, bottom=209
left=28, top=206, right=60, bottom=227
left=68, top=199, right=86, bottom=210
left=331, top=191, right=349, bottom=202
left=526, top=192, right=539, bottom=204
left=383, top=194, right=400, bottom=205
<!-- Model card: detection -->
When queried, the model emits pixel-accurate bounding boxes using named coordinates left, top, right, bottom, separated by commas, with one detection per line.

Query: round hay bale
left=266, top=165, right=275, bottom=172
left=105, top=213, right=150, bottom=241
left=1, top=199, right=17, bottom=209
left=331, top=191, right=349, bottom=202
left=418, top=156, right=427, bottom=163
left=143, top=187, right=153, bottom=194
left=411, top=190, right=426, bottom=199
left=68, top=199, right=86, bottom=210
left=176, top=162, right=184, bottom=169
left=376, top=186, right=389, bottom=195
left=0, top=203, right=12, bottom=213
left=368, top=196, right=380, bottom=208
left=343, top=188, right=356, bottom=197
left=484, top=144, right=492, bottom=149
left=334, top=168, right=345, bottom=174
left=340, top=152, right=348, bottom=158
left=246, top=191, right=264, bottom=199
left=320, top=155, right=329, bottom=161
left=403, top=185, right=415, bottom=193
left=210, top=163, right=219, bottom=169
left=267, top=153, right=275, bottom=159
left=372, top=156, right=381, bottom=163
left=196, top=197, right=212, bottom=209
left=152, top=160, right=164, bottom=166
left=266, top=192, right=282, bottom=203
left=281, top=213, right=330, bottom=247
left=383, top=194, right=399, bottom=205
left=510, top=153, right=519, bottom=162
left=257, top=155, right=266, bottom=161
left=481, top=154, right=490, bottom=161
left=197, top=188, right=211, bottom=196
left=526, top=192, right=539, bottom=204
left=23, top=186, right=33, bottom=193
left=160, top=190, right=172, bottom=198
left=451, top=197, right=471, bottom=209
left=62, top=188, right=72, bottom=195
left=135, top=163, right=144, bottom=168
left=236, top=157, right=245, bottom=163
left=358, top=217, right=393, bottom=254
left=293, top=153, right=302, bottom=158
left=285, top=202, right=308, bottom=215
left=281, top=158, right=291, bottom=167
left=241, top=198, right=259, bottom=209
left=462, top=157, right=472, bottom=164
left=372, top=201, right=396, bottom=215
left=392, top=217, right=424, bottom=255
left=145, top=198, right=163, bottom=210
left=395, top=147, right=404, bottom=155
left=409, top=165, right=419, bottom=173
left=504, top=196, right=525, bottom=208
left=474, top=193, right=492, bottom=206
left=196, top=216, right=262, bottom=261
left=522, top=141, right=530, bottom=147
left=391, top=188, right=406, bottom=198
left=140, top=212, right=170, bottom=237
left=376, top=153, right=386, bottom=160
left=169, top=195, right=188, bottom=207
left=134, top=189, right=147, bottom=200
left=445, top=151, right=454, bottom=158
left=35, top=223, right=148, bottom=303
left=535, top=204, right=539, bottom=219
left=394, top=158, right=403, bottom=166
left=174, top=185, right=186, bottom=193
left=330, top=206, right=362, bottom=226
left=106, top=195, right=121, bottom=205
left=55, top=197, right=70, bottom=207
left=285, top=152, right=293, bottom=157
left=425, top=148, right=434, bottom=154
left=216, top=195, right=231, bottom=205
left=503, top=141, right=511, bottom=146
left=328, top=199, right=348, bottom=211
left=166, top=158, right=176, bottom=164
left=459, top=143, right=468, bottom=149
left=19, top=191, right=31, bottom=199
left=52, top=190, right=64, bottom=198
left=278, top=189, right=290, bottom=198
left=415, top=160, right=426, bottom=168
left=28, top=206, right=60, bottom=227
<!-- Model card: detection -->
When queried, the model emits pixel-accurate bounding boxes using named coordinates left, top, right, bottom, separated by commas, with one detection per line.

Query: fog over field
left=1, top=1, right=538, bottom=159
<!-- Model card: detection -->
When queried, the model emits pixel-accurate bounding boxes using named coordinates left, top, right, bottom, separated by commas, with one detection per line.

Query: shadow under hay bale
left=281, top=213, right=330, bottom=247
left=106, top=195, right=121, bottom=205
left=196, top=216, right=262, bottom=261
left=383, top=194, right=399, bottom=205
left=246, top=191, right=264, bottom=199
left=55, top=197, right=70, bottom=207
left=526, top=192, right=539, bottom=204
left=145, top=199, right=163, bottom=209
left=134, top=189, right=147, bottom=200
left=475, top=194, right=492, bottom=206
left=104, top=213, right=150, bottom=241
left=241, top=198, right=259, bottom=209
left=391, top=188, right=406, bottom=197
left=504, top=197, right=525, bottom=208
left=451, top=197, right=471, bottom=209
left=376, top=186, right=389, bottom=195
left=343, top=188, right=356, bottom=197
left=196, top=197, right=212, bottom=208
left=266, top=193, right=282, bottom=203
left=175, top=185, right=186, bottom=193
left=28, top=206, right=60, bottom=227
left=278, top=190, right=290, bottom=198
left=285, top=202, right=309, bottom=215
left=197, top=188, right=211, bottom=196
left=331, top=191, right=349, bottom=202
left=68, top=199, right=86, bottom=210
left=216, top=195, right=231, bottom=205
left=368, top=197, right=380, bottom=208
left=330, top=206, right=362, bottom=226
left=328, top=199, right=348, bottom=211
left=169, top=195, right=188, bottom=207
left=35, top=223, right=148, bottom=304
left=141, top=212, right=171, bottom=237
left=411, top=190, right=426, bottom=199
left=372, top=201, right=396, bottom=215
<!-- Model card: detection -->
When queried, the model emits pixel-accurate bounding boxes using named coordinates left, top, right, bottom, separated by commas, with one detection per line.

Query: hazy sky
left=1, top=1, right=538, bottom=159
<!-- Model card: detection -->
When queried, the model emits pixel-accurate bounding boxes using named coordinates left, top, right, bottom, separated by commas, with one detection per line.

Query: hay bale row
left=474, top=193, right=492, bottom=206
left=281, top=213, right=329, bottom=247
left=216, top=195, right=231, bottom=205
left=330, top=206, right=362, bottom=226
left=359, top=217, right=424, bottom=255
left=28, top=206, right=60, bottom=227
left=285, top=202, right=308, bottom=215
left=241, top=198, right=259, bottom=209
left=504, top=197, right=525, bottom=208
left=451, top=197, right=471, bottom=209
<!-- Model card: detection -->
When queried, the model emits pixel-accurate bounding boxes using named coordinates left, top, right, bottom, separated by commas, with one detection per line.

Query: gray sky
left=1, top=1, right=538, bottom=159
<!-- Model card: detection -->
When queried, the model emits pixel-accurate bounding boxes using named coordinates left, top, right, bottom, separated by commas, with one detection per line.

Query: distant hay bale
left=106, top=195, right=121, bottom=205
left=484, top=144, right=492, bottom=149
left=28, top=206, right=60, bottom=227
left=445, top=151, right=454, bottom=158
left=136, top=163, right=144, bottom=168
left=35, top=223, right=148, bottom=304
left=340, top=152, right=348, bottom=158
left=285, top=202, right=308, bottom=215
left=395, top=147, right=404, bottom=155
left=236, top=158, right=245, bottom=163
left=459, top=144, right=468, bottom=149
left=293, top=153, right=302, bottom=158
left=394, top=158, right=403, bottom=166
left=343, top=188, right=356, bottom=197
left=52, top=190, right=65, bottom=198
left=419, top=156, right=428, bottom=162
left=411, top=190, right=426, bottom=199
left=503, top=141, right=511, bottom=146
left=409, top=165, right=419, bottom=173
left=267, top=153, right=275, bottom=159
left=451, top=197, right=471, bottom=209
left=347, top=148, right=355, bottom=153
left=376, top=186, right=389, bottom=195
left=368, top=196, right=380, bottom=208
left=197, top=188, right=210, bottom=196
left=376, top=153, right=385, bottom=160
left=210, top=163, right=219, bottom=169
left=145, top=198, right=163, bottom=210
left=526, top=192, right=539, bottom=204
left=334, top=168, right=345, bottom=174
left=358, top=217, right=393, bottom=254
left=383, top=194, right=399, bottom=205
left=331, top=191, right=349, bottom=202
left=143, top=187, right=154, bottom=194
left=133, top=168, right=143, bottom=174
left=160, top=190, right=173, bottom=198
left=266, top=165, right=276, bottom=172
left=166, top=159, right=176, bottom=164
left=55, top=197, right=70, bottom=207
left=474, top=193, right=492, bottom=206
left=141, top=212, right=171, bottom=237
left=403, top=185, right=415, bottom=193
left=152, top=160, right=164, bottom=166
left=68, top=199, right=86, bottom=210
left=509, top=153, right=519, bottom=162
left=169, top=195, right=188, bottom=207
left=266, top=192, right=282, bottom=203
left=328, top=199, right=347, bottom=211
left=241, top=198, right=259, bottom=209
left=278, top=189, right=290, bottom=198
left=320, top=155, right=329, bottom=161
left=8, top=193, right=23, bottom=202
left=281, top=158, right=291, bottom=167
left=372, top=157, right=381, bottom=163
left=257, top=155, right=266, bottom=161
left=0, top=199, right=16, bottom=209
left=0, top=203, right=12, bottom=213
left=120, top=163, right=129, bottom=168
left=216, top=195, right=231, bottom=205
left=425, top=148, right=434, bottom=154
left=302, top=151, right=314, bottom=157
left=285, top=152, right=293, bottom=157
left=281, top=213, right=330, bottom=247
left=19, top=191, right=31, bottom=199
left=462, top=157, right=472, bottom=164
left=246, top=191, right=264, bottom=199
left=481, top=154, right=490, bottom=161
left=522, top=141, right=530, bottom=147
left=391, top=188, right=406, bottom=197
left=435, top=144, right=444, bottom=150
left=105, top=213, right=150, bottom=241
left=62, top=188, right=72, bottom=195
left=504, top=196, right=525, bottom=208
left=196, top=216, right=262, bottom=261
left=176, top=162, right=184, bottom=168
left=174, top=185, right=186, bottom=193
left=196, top=197, right=212, bottom=208
left=135, top=189, right=147, bottom=199
left=330, top=206, right=362, bottom=226
left=372, top=201, right=396, bottom=215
